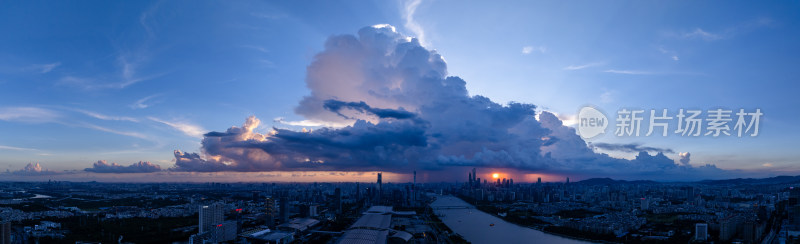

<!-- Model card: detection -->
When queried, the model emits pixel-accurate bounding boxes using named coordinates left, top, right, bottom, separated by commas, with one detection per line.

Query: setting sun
left=492, top=173, right=499, bottom=179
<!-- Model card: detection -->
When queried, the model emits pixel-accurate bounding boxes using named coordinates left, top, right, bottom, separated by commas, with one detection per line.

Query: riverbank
left=431, top=195, right=588, bottom=244
left=453, top=195, right=614, bottom=243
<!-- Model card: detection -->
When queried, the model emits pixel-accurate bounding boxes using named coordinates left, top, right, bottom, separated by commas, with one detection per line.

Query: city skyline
left=2, top=1, right=800, bottom=182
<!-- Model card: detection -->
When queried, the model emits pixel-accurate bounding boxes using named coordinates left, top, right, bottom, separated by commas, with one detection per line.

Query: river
left=430, top=195, right=591, bottom=244
left=31, top=194, right=53, bottom=199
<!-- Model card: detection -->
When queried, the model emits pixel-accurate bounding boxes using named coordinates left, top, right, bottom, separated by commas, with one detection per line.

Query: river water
left=430, top=195, right=590, bottom=244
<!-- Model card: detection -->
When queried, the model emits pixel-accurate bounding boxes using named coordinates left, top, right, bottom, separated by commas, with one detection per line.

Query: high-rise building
left=695, top=223, right=708, bottom=241
left=334, top=187, right=342, bottom=214
left=566, top=177, right=570, bottom=184
left=640, top=198, right=649, bottom=210
left=1, top=221, right=10, bottom=244
left=211, top=221, right=238, bottom=242
left=472, top=168, right=476, bottom=180
left=719, top=218, right=738, bottom=241
left=742, top=221, right=758, bottom=242
left=279, top=196, right=289, bottom=223
left=412, top=170, right=417, bottom=203
left=376, top=173, right=383, bottom=204
left=471, top=168, right=476, bottom=186
left=789, top=188, right=800, bottom=225
left=537, top=177, right=542, bottom=184
left=199, top=203, right=224, bottom=233
left=309, top=205, right=319, bottom=217
left=265, top=197, right=276, bottom=227
left=355, top=182, right=361, bottom=202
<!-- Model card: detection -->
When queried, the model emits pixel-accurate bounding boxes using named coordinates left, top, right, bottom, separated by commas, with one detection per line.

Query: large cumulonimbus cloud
left=170, top=25, right=729, bottom=180
left=85, top=160, right=162, bottom=173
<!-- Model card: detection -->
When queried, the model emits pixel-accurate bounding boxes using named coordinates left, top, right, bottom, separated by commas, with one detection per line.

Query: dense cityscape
left=2, top=1, right=799, bottom=244
left=2, top=169, right=800, bottom=243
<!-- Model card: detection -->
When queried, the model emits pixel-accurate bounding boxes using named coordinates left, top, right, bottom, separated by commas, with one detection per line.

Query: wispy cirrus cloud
left=0, top=145, right=39, bottom=151
left=564, top=62, right=604, bottom=70
left=522, top=45, right=547, bottom=55
left=72, top=108, right=139, bottom=122
left=58, top=71, right=164, bottom=90
left=130, top=94, right=162, bottom=109
left=80, top=123, right=149, bottom=139
left=250, top=12, right=288, bottom=20
left=148, top=117, right=205, bottom=138
left=402, top=0, right=427, bottom=47
left=59, top=4, right=167, bottom=91
left=0, top=106, right=150, bottom=140
left=683, top=28, right=722, bottom=41
left=603, top=69, right=653, bottom=75
left=241, top=45, right=270, bottom=54
left=669, top=17, right=773, bottom=41
left=4, top=62, right=62, bottom=74
left=600, top=90, right=615, bottom=104
left=0, top=107, right=60, bottom=123
left=657, top=46, right=679, bottom=61
left=57, top=44, right=165, bottom=90
left=28, top=62, right=61, bottom=73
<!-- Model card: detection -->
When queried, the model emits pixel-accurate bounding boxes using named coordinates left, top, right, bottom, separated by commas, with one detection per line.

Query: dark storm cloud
left=323, top=100, right=417, bottom=120
left=590, top=142, right=675, bottom=154
left=172, top=116, right=428, bottom=172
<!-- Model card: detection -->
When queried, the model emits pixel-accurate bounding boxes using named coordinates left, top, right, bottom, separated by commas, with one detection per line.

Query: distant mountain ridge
left=576, top=175, right=800, bottom=185
left=697, top=175, right=800, bottom=185
left=576, top=177, right=658, bottom=185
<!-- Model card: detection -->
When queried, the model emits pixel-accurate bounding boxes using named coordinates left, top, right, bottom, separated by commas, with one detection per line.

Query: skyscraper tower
left=199, top=203, right=224, bottom=233
left=472, top=168, right=477, bottom=183
left=376, top=172, right=383, bottom=204
left=264, top=197, right=276, bottom=228
left=412, top=171, right=417, bottom=203
left=537, top=177, right=542, bottom=184
left=356, top=182, right=361, bottom=202
left=334, top=187, right=342, bottom=214
left=279, top=196, right=289, bottom=223
left=695, top=223, right=708, bottom=241
left=1, top=221, right=10, bottom=244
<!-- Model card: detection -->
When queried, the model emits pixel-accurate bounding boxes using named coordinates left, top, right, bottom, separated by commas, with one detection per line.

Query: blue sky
left=1, top=1, right=798, bottom=182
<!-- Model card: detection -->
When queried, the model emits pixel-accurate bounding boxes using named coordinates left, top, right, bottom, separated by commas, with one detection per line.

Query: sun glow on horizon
left=492, top=173, right=499, bottom=179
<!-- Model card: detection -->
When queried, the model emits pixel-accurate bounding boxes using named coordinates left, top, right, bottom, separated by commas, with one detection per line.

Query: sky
left=1, top=1, right=799, bottom=182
